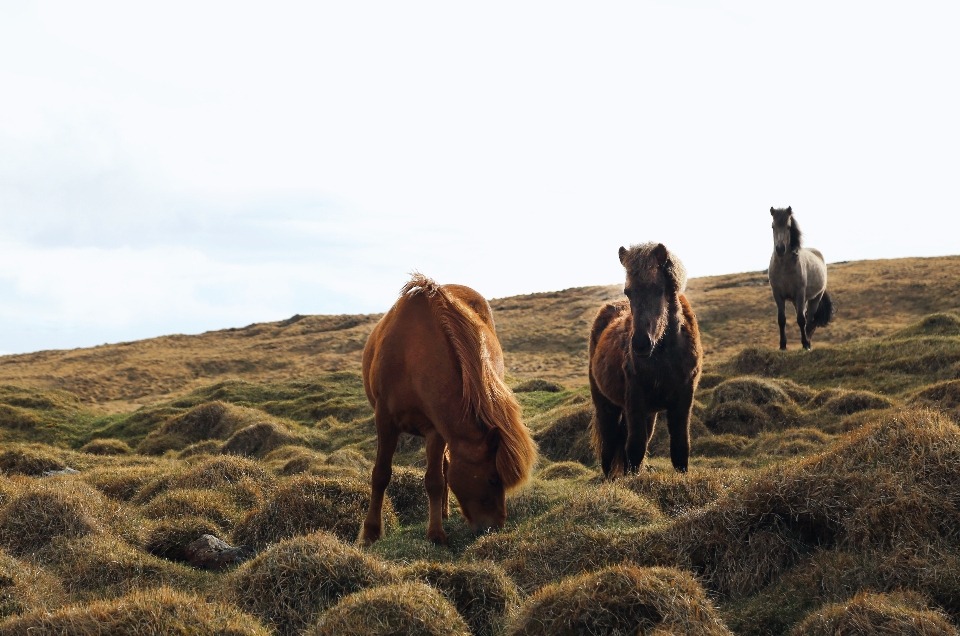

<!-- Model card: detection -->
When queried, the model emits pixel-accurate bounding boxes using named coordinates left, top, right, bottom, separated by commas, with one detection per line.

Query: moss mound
left=532, top=404, right=594, bottom=464
left=0, top=479, right=106, bottom=555
left=144, top=516, right=224, bottom=562
left=733, top=346, right=788, bottom=377
left=822, top=390, right=894, bottom=415
left=38, top=533, right=202, bottom=597
left=665, top=409, right=960, bottom=597
left=894, top=312, right=960, bottom=338
left=178, top=439, right=223, bottom=458
left=312, top=581, right=469, bottom=636
left=704, top=401, right=768, bottom=436
left=79, top=438, right=132, bottom=455
left=0, top=444, right=66, bottom=476
left=538, top=461, right=595, bottom=480
left=221, top=422, right=305, bottom=458
left=385, top=465, right=428, bottom=525
left=0, top=586, right=269, bottom=635
left=513, top=379, right=564, bottom=393
left=401, top=561, right=520, bottom=636
left=534, top=483, right=661, bottom=529
left=143, top=488, right=239, bottom=528
left=0, top=550, right=66, bottom=619
left=791, top=590, right=958, bottom=636
left=507, top=565, right=733, bottom=636
left=324, top=447, right=372, bottom=471
left=229, top=531, right=395, bottom=636
left=233, top=475, right=394, bottom=548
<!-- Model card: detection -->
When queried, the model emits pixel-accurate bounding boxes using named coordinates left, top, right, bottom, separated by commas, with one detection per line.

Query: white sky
left=1, top=1, right=958, bottom=354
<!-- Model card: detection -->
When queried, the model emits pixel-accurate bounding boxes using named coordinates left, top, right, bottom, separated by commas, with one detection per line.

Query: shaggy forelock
left=621, top=242, right=687, bottom=293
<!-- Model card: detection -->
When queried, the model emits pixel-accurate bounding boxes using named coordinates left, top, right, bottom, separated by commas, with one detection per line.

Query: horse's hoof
left=359, top=531, right=380, bottom=546
left=427, top=529, right=449, bottom=545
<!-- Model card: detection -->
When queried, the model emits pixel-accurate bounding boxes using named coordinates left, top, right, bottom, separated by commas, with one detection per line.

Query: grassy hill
left=1, top=255, right=958, bottom=411
left=1, top=254, right=960, bottom=635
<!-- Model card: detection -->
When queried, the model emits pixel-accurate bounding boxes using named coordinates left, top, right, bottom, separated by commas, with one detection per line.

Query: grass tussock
left=821, top=390, right=894, bottom=415
left=228, top=531, right=396, bottom=636
left=79, top=438, right=132, bottom=455
left=0, top=443, right=67, bottom=476
left=401, top=561, right=520, bottom=636
left=620, top=468, right=747, bottom=517
left=133, top=455, right=276, bottom=510
left=538, top=461, right=596, bottom=480
left=664, top=409, right=960, bottom=598
left=311, top=581, right=469, bottom=636
left=0, top=586, right=270, bottom=636
left=81, top=463, right=169, bottom=501
left=143, top=488, right=239, bottom=529
left=143, top=516, right=224, bottom=562
left=530, top=403, right=594, bottom=464
left=790, top=590, right=958, bottom=636
left=513, top=379, right=564, bottom=393
left=0, top=550, right=66, bottom=619
left=232, top=475, right=396, bottom=548
left=37, top=533, right=205, bottom=598
left=221, top=421, right=305, bottom=458
left=0, top=478, right=106, bottom=555
left=507, top=564, right=733, bottom=636
left=385, top=465, right=428, bottom=525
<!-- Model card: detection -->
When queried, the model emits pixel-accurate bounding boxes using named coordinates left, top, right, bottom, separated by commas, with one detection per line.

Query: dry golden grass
left=790, top=590, right=958, bottom=636
left=506, top=564, right=733, bottom=636
left=228, top=531, right=396, bottom=636
left=311, top=581, right=470, bottom=636
left=0, top=586, right=269, bottom=635
left=231, top=474, right=396, bottom=548
left=0, top=478, right=107, bottom=555
left=0, top=550, right=66, bottom=620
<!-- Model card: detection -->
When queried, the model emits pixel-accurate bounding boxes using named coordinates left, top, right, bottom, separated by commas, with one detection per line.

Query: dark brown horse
left=588, top=243, right=702, bottom=476
left=360, top=274, right=537, bottom=545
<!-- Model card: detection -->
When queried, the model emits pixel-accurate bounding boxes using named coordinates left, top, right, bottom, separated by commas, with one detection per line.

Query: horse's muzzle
left=775, top=244, right=786, bottom=256
left=632, top=335, right=654, bottom=358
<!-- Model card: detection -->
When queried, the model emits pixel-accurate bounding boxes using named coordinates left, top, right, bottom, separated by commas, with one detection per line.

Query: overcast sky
left=1, top=1, right=958, bottom=355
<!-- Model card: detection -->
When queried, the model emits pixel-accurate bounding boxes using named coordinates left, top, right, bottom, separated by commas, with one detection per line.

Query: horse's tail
left=401, top=273, right=536, bottom=490
left=813, top=289, right=835, bottom=328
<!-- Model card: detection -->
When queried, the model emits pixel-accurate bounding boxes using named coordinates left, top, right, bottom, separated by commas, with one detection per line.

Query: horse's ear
left=653, top=243, right=668, bottom=267
left=485, top=427, right=502, bottom=455
left=786, top=206, right=792, bottom=214
left=770, top=207, right=775, bottom=216
left=618, top=246, right=627, bottom=265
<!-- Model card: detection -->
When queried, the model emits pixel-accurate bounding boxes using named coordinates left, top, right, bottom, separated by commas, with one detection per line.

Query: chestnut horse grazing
left=769, top=206, right=834, bottom=350
left=360, top=274, right=536, bottom=545
left=588, top=243, right=702, bottom=477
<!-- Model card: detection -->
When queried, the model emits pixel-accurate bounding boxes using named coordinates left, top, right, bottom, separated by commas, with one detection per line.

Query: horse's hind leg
left=795, top=293, right=811, bottom=350
left=590, top=387, right=625, bottom=478
left=361, top=411, right=400, bottom=545
left=424, top=430, right=449, bottom=544
left=441, top=449, right=450, bottom=520
left=804, top=293, right=823, bottom=339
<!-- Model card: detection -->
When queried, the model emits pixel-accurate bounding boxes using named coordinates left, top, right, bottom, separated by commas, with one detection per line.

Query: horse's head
left=618, top=242, right=686, bottom=358
left=770, top=206, right=800, bottom=256
left=447, top=427, right=507, bottom=533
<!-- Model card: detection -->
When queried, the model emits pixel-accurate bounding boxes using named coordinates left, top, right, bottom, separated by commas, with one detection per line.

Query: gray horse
left=768, top=206, right=834, bottom=350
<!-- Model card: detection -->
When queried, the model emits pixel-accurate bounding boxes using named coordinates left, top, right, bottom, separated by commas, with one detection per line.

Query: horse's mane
left=620, top=243, right=688, bottom=295
left=400, top=273, right=535, bottom=490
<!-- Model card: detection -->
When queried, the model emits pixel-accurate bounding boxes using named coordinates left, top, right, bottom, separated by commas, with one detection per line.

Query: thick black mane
left=789, top=217, right=802, bottom=250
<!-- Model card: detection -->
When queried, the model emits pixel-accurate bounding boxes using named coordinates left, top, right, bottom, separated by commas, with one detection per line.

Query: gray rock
left=183, top=534, right=255, bottom=571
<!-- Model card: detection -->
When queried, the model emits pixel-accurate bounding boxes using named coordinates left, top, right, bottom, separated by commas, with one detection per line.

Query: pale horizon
left=2, top=1, right=958, bottom=355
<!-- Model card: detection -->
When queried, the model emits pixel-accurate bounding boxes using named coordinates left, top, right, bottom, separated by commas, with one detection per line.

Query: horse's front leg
left=424, top=430, right=449, bottom=544
left=774, top=292, right=788, bottom=350
left=361, top=413, right=399, bottom=545
left=665, top=395, right=694, bottom=473
left=795, top=292, right=811, bottom=350
left=623, top=385, right=654, bottom=474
